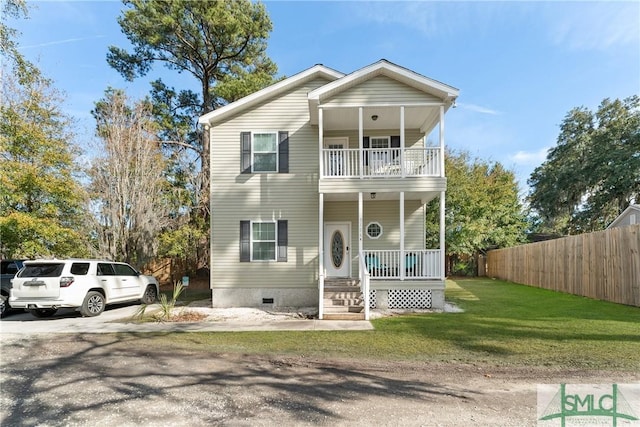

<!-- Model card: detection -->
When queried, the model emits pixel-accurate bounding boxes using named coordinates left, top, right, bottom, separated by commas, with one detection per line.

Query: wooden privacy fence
left=486, top=224, right=640, bottom=307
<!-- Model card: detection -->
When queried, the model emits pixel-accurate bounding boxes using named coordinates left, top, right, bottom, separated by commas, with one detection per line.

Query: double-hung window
left=252, top=132, right=278, bottom=172
left=251, top=221, right=276, bottom=261
left=240, top=220, right=288, bottom=262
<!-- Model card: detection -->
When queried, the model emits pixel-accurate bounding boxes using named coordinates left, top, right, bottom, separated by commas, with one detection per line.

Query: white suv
left=9, top=259, right=159, bottom=318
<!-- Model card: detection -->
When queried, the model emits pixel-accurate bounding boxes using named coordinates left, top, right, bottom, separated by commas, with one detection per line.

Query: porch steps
left=323, top=279, right=365, bottom=321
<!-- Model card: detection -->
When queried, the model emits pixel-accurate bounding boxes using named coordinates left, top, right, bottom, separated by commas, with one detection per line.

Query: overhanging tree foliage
left=528, top=96, right=640, bottom=234
left=107, top=0, right=279, bottom=270
left=426, top=151, right=527, bottom=275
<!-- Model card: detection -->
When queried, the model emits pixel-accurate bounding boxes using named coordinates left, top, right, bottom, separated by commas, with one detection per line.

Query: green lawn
left=144, top=278, right=640, bottom=370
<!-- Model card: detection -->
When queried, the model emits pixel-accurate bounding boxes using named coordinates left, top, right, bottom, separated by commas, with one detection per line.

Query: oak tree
left=528, top=96, right=640, bottom=234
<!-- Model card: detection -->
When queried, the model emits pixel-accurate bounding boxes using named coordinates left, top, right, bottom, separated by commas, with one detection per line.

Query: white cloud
left=456, top=102, right=501, bottom=115
left=509, top=147, right=550, bottom=166
left=548, top=3, right=639, bottom=51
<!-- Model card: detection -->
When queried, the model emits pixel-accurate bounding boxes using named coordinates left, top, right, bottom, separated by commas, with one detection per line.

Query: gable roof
left=198, top=59, right=459, bottom=127
left=607, top=204, right=640, bottom=228
left=198, top=64, right=344, bottom=125
left=308, top=59, right=459, bottom=105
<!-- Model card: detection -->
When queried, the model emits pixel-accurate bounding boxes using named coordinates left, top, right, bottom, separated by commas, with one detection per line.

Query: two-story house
left=198, top=60, right=458, bottom=320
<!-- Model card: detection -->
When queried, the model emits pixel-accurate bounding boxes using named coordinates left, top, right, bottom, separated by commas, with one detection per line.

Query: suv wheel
left=29, top=308, right=58, bottom=318
left=80, top=291, right=105, bottom=317
left=141, top=285, right=157, bottom=304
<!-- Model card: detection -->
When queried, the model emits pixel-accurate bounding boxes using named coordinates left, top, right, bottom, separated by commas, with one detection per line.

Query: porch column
left=400, top=106, right=405, bottom=178
left=439, top=190, right=446, bottom=280
left=358, top=107, right=363, bottom=178
left=358, top=192, right=363, bottom=261
left=319, top=192, right=324, bottom=320
left=439, top=105, right=445, bottom=177
left=319, top=107, right=324, bottom=177
left=400, top=191, right=405, bottom=280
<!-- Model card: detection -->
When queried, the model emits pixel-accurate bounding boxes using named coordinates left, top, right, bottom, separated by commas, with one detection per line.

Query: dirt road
left=1, top=333, right=636, bottom=426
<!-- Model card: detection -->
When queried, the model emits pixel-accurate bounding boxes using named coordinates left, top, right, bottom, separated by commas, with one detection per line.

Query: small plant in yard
left=134, top=281, right=206, bottom=322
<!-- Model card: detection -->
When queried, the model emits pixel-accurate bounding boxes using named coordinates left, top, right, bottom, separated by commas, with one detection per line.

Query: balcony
left=321, top=147, right=442, bottom=179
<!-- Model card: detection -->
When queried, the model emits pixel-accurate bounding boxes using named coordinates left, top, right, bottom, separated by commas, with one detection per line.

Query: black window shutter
left=241, top=132, right=251, bottom=174
left=391, top=135, right=401, bottom=160
left=277, top=220, right=288, bottom=262
left=363, top=136, right=370, bottom=167
left=278, top=131, right=289, bottom=173
left=240, top=220, right=250, bottom=262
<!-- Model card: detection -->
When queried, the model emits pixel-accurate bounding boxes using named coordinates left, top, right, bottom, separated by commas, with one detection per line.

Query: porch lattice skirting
left=368, top=289, right=433, bottom=309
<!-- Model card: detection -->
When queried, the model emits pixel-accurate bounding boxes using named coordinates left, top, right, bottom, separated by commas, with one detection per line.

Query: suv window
left=18, top=263, right=64, bottom=278
left=70, top=263, right=90, bottom=275
left=113, top=263, right=138, bottom=276
left=1, top=261, right=22, bottom=275
left=97, top=263, right=115, bottom=276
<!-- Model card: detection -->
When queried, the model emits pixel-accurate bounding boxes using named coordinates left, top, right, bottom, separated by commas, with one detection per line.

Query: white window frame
left=366, top=221, right=383, bottom=239
left=370, top=136, right=390, bottom=149
left=250, top=220, right=277, bottom=261
left=251, top=131, right=278, bottom=173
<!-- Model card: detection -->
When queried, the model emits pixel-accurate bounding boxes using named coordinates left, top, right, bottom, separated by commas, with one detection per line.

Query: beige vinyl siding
left=324, top=75, right=441, bottom=106
left=210, top=77, right=331, bottom=289
left=324, top=200, right=425, bottom=276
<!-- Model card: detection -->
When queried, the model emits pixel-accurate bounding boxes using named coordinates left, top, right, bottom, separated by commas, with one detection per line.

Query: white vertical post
left=439, top=190, right=446, bottom=281
left=319, top=107, right=324, bottom=177
left=319, top=192, right=324, bottom=320
left=358, top=192, right=363, bottom=262
left=439, top=105, right=445, bottom=177
left=400, top=106, right=405, bottom=178
left=400, top=191, right=405, bottom=281
left=358, top=107, right=363, bottom=178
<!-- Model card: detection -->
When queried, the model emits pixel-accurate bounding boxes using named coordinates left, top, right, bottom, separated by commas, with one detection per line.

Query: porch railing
left=358, top=250, right=370, bottom=320
left=321, top=147, right=441, bottom=178
left=363, top=249, right=441, bottom=279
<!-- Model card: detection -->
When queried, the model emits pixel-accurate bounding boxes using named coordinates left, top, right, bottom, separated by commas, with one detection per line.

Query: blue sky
left=8, top=1, right=640, bottom=193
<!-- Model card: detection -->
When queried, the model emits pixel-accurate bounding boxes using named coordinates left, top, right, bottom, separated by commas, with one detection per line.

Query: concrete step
left=324, top=298, right=363, bottom=306
left=323, top=291, right=362, bottom=300
left=324, top=278, right=360, bottom=287
left=323, top=312, right=366, bottom=321
left=324, top=305, right=364, bottom=313
left=323, top=286, right=361, bottom=293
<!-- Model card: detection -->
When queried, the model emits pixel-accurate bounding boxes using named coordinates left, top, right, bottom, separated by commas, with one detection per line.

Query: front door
left=324, top=222, right=351, bottom=277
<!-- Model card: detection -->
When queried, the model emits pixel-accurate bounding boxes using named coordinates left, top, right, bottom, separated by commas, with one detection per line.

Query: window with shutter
left=240, top=220, right=288, bottom=262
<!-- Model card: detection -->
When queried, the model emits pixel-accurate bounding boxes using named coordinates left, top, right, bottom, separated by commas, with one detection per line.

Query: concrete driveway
left=0, top=303, right=374, bottom=334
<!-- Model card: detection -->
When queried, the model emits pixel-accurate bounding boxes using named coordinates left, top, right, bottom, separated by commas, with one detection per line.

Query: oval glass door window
left=331, top=231, right=344, bottom=268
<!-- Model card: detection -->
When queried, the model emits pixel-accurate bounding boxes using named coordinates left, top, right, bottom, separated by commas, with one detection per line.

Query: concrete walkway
left=0, top=304, right=374, bottom=334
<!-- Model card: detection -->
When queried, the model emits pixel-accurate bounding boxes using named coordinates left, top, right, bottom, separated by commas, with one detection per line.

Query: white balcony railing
left=322, top=147, right=441, bottom=178
left=363, top=249, right=441, bottom=279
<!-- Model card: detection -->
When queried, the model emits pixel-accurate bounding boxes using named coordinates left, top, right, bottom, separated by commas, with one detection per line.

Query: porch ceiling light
left=370, top=192, right=376, bottom=199
left=371, top=114, right=378, bottom=121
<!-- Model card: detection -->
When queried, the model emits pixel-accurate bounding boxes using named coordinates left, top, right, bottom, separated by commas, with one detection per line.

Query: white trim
left=318, top=102, right=446, bottom=109
left=439, top=191, right=446, bottom=280
left=607, top=204, right=640, bottom=228
left=251, top=131, right=278, bottom=173
left=400, top=192, right=405, bottom=281
left=250, top=220, right=277, bottom=262
left=319, top=193, right=324, bottom=320
left=199, top=64, right=344, bottom=125
left=366, top=222, right=383, bottom=239
left=308, top=59, right=459, bottom=103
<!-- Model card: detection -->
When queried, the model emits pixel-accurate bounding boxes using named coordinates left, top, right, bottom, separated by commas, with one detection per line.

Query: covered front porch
left=318, top=190, right=446, bottom=320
